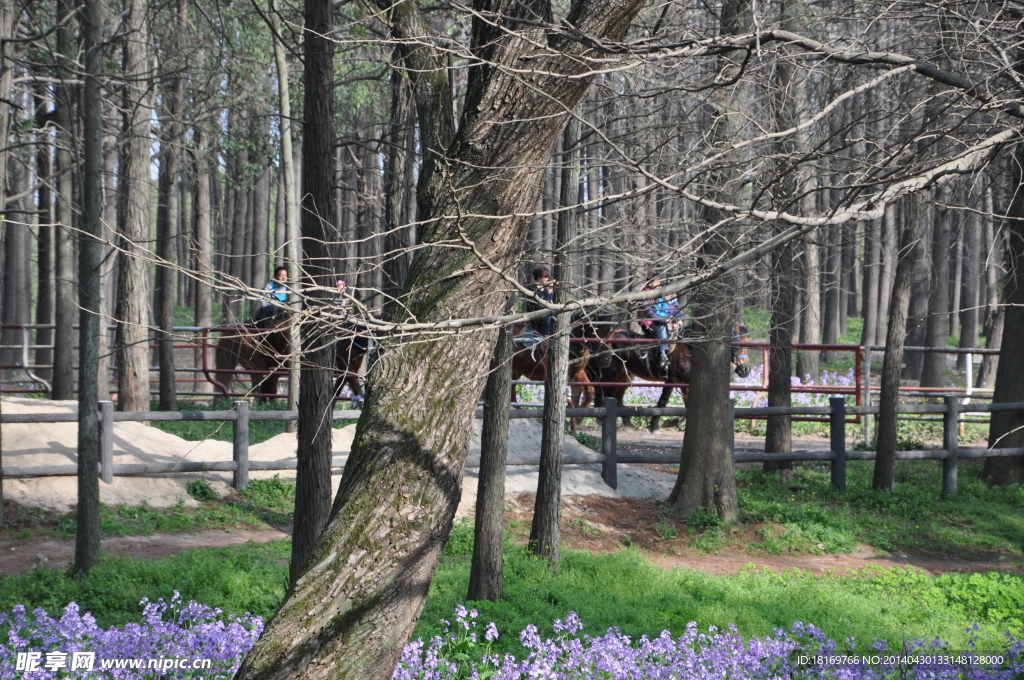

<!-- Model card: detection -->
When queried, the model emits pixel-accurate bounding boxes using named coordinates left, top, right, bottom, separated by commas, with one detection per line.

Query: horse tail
left=214, top=335, right=240, bottom=396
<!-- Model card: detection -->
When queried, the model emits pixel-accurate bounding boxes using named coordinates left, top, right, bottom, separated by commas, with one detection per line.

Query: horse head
left=732, top=322, right=752, bottom=379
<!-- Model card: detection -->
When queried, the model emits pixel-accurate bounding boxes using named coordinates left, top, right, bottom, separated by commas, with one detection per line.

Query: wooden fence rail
left=3, top=397, right=1024, bottom=496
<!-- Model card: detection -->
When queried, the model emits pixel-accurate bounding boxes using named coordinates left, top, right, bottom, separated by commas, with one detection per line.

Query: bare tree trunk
left=193, top=135, right=213, bottom=395
left=468, top=319, right=513, bottom=601
left=957, top=209, right=980, bottom=368
left=155, top=0, right=187, bottom=411
left=977, top=185, right=1002, bottom=387
left=764, top=237, right=794, bottom=479
left=984, top=144, right=1024, bottom=486
left=382, top=59, right=414, bottom=306
left=874, top=194, right=921, bottom=491
left=34, top=96, right=54, bottom=381
left=289, top=0, right=336, bottom=586
left=861, top=218, right=880, bottom=346
left=269, top=0, right=301, bottom=425
left=75, top=0, right=105, bottom=574
left=0, top=0, right=14, bottom=525
left=876, top=203, right=898, bottom=345
left=52, top=0, right=76, bottom=400
left=115, top=0, right=154, bottom=412
left=921, top=194, right=951, bottom=387
left=903, top=201, right=930, bottom=381
left=530, top=113, right=580, bottom=570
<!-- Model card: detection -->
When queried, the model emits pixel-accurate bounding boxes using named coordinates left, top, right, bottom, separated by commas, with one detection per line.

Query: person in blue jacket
left=256, top=266, right=289, bottom=327
left=638, top=275, right=680, bottom=370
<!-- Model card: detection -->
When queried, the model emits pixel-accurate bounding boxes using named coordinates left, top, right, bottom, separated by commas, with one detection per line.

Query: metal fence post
left=99, top=400, right=113, bottom=484
left=830, top=396, right=847, bottom=492
left=601, top=397, right=618, bottom=490
left=942, top=395, right=959, bottom=497
left=233, top=401, right=250, bottom=490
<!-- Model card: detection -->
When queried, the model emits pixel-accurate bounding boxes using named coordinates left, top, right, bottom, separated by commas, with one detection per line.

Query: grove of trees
left=2, top=0, right=1024, bottom=674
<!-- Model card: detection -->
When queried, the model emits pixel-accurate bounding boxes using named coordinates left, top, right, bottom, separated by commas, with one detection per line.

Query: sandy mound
left=2, top=397, right=673, bottom=515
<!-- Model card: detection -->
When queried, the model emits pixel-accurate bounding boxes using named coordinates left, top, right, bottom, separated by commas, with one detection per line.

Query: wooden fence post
left=233, top=401, right=249, bottom=490
left=601, top=397, right=617, bottom=490
left=99, top=400, right=113, bottom=484
left=830, top=396, right=846, bottom=492
left=729, top=399, right=735, bottom=461
left=942, top=395, right=959, bottom=497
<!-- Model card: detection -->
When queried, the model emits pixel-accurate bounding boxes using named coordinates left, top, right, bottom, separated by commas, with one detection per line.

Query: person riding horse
left=255, top=266, right=290, bottom=328
left=638, top=275, right=683, bottom=371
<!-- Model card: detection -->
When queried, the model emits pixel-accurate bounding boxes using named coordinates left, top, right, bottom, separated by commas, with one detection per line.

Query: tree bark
left=382, top=58, right=415, bottom=306
left=289, top=0, right=336, bottom=586
left=921, top=194, right=951, bottom=387
left=235, top=0, right=645, bottom=673
left=876, top=203, right=898, bottom=345
left=983, top=144, right=1024, bottom=486
left=115, top=0, right=154, bottom=412
left=977, top=184, right=1002, bottom=387
left=52, top=0, right=76, bottom=400
left=155, top=0, right=187, bottom=411
left=269, top=0, right=301, bottom=424
left=75, top=0, right=105, bottom=574
left=0, top=0, right=14, bottom=526
left=34, top=96, right=54, bottom=382
left=957, top=208, right=980, bottom=368
left=874, top=194, right=922, bottom=491
left=193, top=135, right=214, bottom=393
left=764, top=238, right=794, bottom=479
left=903, top=201, right=930, bottom=381
left=861, top=218, right=880, bottom=346
left=467, top=320, right=513, bottom=602
left=529, top=113, right=580, bottom=570
left=669, top=0, right=747, bottom=524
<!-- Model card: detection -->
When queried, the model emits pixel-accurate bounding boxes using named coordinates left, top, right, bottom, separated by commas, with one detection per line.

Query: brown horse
left=589, top=322, right=752, bottom=432
left=213, top=322, right=367, bottom=401
left=509, top=319, right=597, bottom=430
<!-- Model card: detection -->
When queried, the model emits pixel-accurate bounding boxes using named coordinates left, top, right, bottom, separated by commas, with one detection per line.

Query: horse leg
left=651, top=384, right=672, bottom=433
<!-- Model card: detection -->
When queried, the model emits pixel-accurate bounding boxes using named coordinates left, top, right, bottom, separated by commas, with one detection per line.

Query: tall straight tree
left=115, top=0, right=153, bottom=412
left=235, top=0, right=647, bottom=673
left=874, top=194, right=922, bottom=491
left=75, top=0, right=105, bottom=574
left=154, top=0, right=188, bottom=411
left=52, top=0, right=76, bottom=401
left=0, top=0, right=14, bottom=526
left=289, top=0, right=336, bottom=586
left=984, top=143, right=1024, bottom=485
left=530, top=112, right=581, bottom=569
left=669, top=0, right=749, bottom=524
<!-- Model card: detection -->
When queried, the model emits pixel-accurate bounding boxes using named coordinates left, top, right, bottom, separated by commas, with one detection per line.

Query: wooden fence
left=3, top=397, right=1023, bottom=496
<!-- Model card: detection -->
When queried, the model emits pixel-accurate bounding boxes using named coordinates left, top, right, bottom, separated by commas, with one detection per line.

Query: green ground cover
left=1, top=536, right=1020, bottom=658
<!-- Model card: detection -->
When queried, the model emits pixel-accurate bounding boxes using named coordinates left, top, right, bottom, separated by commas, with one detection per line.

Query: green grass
left=4, top=477, right=298, bottom=540
left=1, top=535, right=1020, bottom=656
left=150, top=399, right=359, bottom=445
left=0, top=542, right=290, bottom=628
left=737, top=461, right=1024, bottom=558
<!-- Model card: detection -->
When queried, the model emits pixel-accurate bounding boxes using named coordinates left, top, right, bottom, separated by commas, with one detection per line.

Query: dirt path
left=4, top=495, right=1018, bottom=578
left=0, top=528, right=291, bottom=575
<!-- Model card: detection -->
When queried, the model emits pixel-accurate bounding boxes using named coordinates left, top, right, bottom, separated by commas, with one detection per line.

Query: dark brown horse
left=213, top=322, right=367, bottom=401
left=589, top=322, right=752, bottom=432
left=509, top=319, right=597, bottom=430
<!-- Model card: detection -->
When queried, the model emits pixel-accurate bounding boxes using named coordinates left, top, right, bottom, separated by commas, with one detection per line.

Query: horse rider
left=255, top=266, right=290, bottom=327
left=638, top=275, right=681, bottom=371
left=333, top=278, right=370, bottom=356
left=525, top=264, right=555, bottom=336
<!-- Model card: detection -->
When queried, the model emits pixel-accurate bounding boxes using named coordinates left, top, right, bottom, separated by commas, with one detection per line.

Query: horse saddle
left=513, top=329, right=546, bottom=360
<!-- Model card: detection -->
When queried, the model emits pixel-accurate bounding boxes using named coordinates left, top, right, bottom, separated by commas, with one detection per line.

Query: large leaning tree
left=235, top=0, right=647, bottom=676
